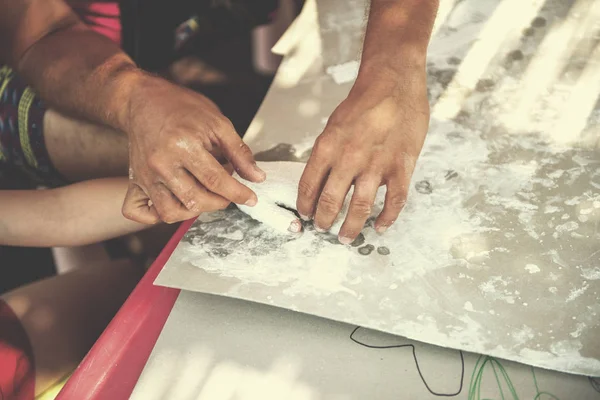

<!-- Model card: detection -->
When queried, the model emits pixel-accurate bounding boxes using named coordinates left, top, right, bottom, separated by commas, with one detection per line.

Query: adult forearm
left=16, top=24, right=142, bottom=133
left=0, top=0, right=142, bottom=133
left=356, top=0, right=438, bottom=84
left=0, top=179, right=150, bottom=247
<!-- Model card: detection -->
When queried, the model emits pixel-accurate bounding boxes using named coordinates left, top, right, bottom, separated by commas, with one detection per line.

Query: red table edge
left=56, top=219, right=195, bottom=400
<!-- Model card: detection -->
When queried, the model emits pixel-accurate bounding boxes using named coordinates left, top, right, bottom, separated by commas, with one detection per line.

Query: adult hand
left=296, top=67, right=430, bottom=243
left=122, top=75, right=266, bottom=224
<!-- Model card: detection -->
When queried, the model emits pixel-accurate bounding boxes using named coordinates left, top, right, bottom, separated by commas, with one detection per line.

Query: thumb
left=122, top=183, right=161, bottom=225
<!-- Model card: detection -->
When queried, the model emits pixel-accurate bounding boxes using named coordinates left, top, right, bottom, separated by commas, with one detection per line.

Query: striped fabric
left=0, top=67, right=64, bottom=189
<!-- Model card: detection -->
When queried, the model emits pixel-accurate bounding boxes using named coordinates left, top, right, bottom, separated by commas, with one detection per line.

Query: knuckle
left=182, top=194, right=198, bottom=211
left=327, top=108, right=347, bottom=126
left=343, top=147, right=365, bottom=166
left=203, top=171, right=222, bottom=190
left=154, top=204, right=176, bottom=224
left=178, top=185, right=197, bottom=203
left=318, top=191, right=342, bottom=214
left=147, top=154, right=164, bottom=172
left=297, top=179, right=316, bottom=199
left=210, top=116, right=232, bottom=135
left=351, top=198, right=373, bottom=217
left=236, top=142, right=253, bottom=159
left=388, top=191, right=407, bottom=210
left=313, top=135, right=335, bottom=158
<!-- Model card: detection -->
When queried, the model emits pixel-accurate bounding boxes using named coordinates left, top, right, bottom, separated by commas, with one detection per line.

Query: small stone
left=531, top=17, right=546, bottom=28
left=377, top=246, right=390, bottom=255
left=475, top=79, right=495, bottom=92
left=350, top=233, right=366, bottom=247
left=447, top=56, right=461, bottom=66
left=445, top=170, right=459, bottom=180
left=415, top=180, right=433, bottom=194
left=358, top=244, right=375, bottom=256
left=523, top=27, right=535, bottom=37
left=433, top=69, right=457, bottom=88
left=508, top=50, right=524, bottom=61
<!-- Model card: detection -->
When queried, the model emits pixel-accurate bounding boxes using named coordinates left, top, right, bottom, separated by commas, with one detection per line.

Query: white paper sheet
left=156, top=0, right=600, bottom=376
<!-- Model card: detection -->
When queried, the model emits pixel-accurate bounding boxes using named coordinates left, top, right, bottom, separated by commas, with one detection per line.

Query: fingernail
left=245, top=197, right=258, bottom=207
left=299, top=213, right=311, bottom=221
left=253, top=163, right=266, bottom=181
left=314, top=225, right=326, bottom=233
left=148, top=200, right=153, bottom=207
left=338, top=236, right=353, bottom=245
left=376, top=224, right=388, bottom=234
left=288, top=220, right=302, bottom=233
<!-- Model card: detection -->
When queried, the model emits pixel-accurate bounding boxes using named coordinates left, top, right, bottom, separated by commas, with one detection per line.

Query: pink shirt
left=79, top=2, right=122, bottom=44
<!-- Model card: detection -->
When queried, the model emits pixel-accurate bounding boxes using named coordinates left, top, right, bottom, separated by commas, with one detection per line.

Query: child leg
left=0, top=259, right=142, bottom=397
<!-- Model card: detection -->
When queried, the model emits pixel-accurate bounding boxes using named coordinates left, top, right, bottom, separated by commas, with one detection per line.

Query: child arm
left=0, top=178, right=154, bottom=247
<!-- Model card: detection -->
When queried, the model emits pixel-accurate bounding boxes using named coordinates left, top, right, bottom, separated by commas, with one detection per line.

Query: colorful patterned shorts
left=0, top=66, right=66, bottom=189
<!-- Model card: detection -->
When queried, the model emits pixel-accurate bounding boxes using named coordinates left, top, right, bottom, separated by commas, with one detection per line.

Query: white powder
left=220, top=230, right=244, bottom=241
left=544, top=205, right=561, bottom=214
left=570, top=322, right=587, bottom=338
left=183, top=225, right=357, bottom=297
left=464, top=301, right=475, bottom=312
left=566, top=282, right=589, bottom=303
left=580, top=267, right=600, bottom=280
left=525, top=264, right=541, bottom=274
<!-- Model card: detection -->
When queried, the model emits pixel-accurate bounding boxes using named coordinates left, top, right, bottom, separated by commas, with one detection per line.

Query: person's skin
left=2, top=259, right=142, bottom=396
left=0, top=0, right=265, bottom=226
left=44, top=104, right=226, bottom=183
left=43, top=109, right=129, bottom=182
left=0, top=178, right=150, bottom=247
left=297, top=0, right=439, bottom=244
left=1, top=0, right=437, bottom=240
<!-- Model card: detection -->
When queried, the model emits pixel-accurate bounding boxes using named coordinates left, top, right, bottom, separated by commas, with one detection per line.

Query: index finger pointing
left=212, top=117, right=266, bottom=183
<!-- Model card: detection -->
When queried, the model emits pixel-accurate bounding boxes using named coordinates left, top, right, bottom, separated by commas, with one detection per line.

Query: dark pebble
left=447, top=56, right=461, bottom=66
left=415, top=180, right=433, bottom=194
left=377, top=246, right=390, bottom=255
left=351, top=233, right=366, bottom=247
left=523, top=27, right=535, bottom=37
left=433, top=69, right=457, bottom=88
left=475, top=79, right=495, bottom=92
left=211, top=248, right=230, bottom=258
left=358, top=244, right=375, bottom=256
left=508, top=50, right=524, bottom=61
left=445, top=170, right=459, bottom=180
left=531, top=17, right=546, bottom=28
left=455, top=111, right=471, bottom=123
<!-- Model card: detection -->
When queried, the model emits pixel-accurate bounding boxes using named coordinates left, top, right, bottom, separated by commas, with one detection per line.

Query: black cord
left=349, top=326, right=465, bottom=397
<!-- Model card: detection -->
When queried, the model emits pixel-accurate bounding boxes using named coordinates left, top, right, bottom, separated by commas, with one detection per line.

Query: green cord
left=468, top=355, right=560, bottom=400
left=490, top=361, right=506, bottom=400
